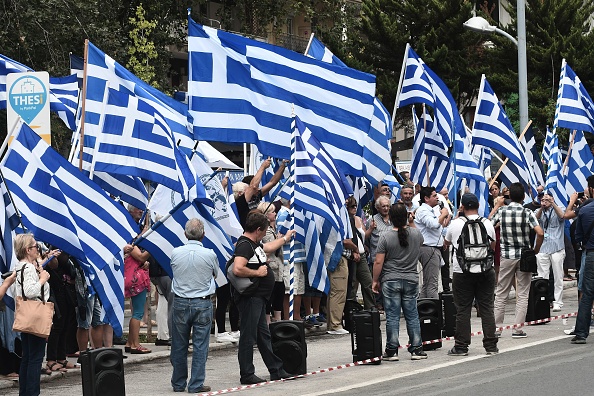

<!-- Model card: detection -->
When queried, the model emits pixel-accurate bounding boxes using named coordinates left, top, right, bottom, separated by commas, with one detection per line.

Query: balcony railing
left=276, top=33, right=310, bottom=54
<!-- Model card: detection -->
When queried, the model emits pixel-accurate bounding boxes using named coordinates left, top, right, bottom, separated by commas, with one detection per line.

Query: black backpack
left=455, top=217, right=494, bottom=273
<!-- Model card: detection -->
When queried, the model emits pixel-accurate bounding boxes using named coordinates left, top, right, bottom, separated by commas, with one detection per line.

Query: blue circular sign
left=8, top=75, right=48, bottom=124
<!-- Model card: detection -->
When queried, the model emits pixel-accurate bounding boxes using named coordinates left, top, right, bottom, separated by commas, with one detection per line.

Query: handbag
left=124, top=255, right=150, bottom=298
left=226, top=240, right=262, bottom=295
left=519, top=209, right=537, bottom=273
left=12, top=264, right=54, bottom=338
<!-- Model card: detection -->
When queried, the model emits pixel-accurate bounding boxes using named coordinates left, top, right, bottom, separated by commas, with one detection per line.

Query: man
left=169, top=219, right=218, bottom=393
left=490, top=182, right=544, bottom=338
left=534, top=193, right=566, bottom=312
left=444, top=193, right=498, bottom=356
left=401, top=185, right=418, bottom=214
left=414, top=186, right=451, bottom=298
left=524, top=185, right=544, bottom=212
left=371, top=183, right=392, bottom=215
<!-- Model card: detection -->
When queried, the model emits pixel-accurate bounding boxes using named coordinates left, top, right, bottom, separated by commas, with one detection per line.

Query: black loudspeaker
left=80, top=348, right=125, bottom=396
left=526, top=277, right=550, bottom=323
left=351, top=309, right=382, bottom=364
left=343, top=299, right=363, bottom=333
left=417, top=298, right=443, bottom=350
left=440, top=292, right=457, bottom=337
left=269, top=320, right=307, bottom=375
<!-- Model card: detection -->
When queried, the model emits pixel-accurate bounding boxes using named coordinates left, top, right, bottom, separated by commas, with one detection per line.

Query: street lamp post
left=464, top=0, right=528, bottom=132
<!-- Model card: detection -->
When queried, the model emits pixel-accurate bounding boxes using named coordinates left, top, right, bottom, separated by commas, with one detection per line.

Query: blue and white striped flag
left=566, top=129, right=594, bottom=196
left=554, top=59, right=594, bottom=134
left=520, top=125, right=545, bottom=187
left=49, top=74, right=79, bottom=131
left=454, top=134, right=489, bottom=216
left=545, top=133, right=568, bottom=207
left=70, top=54, right=84, bottom=89
left=187, top=17, right=377, bottom=180
left=0, top=120, right=138, bottom=335
left=248, top=144, right=288, bottom=202
left=0, top=179, right=20, bottom=310
left=472, top=75, right=537, bottom=194
left=543, top=126, right=555, bottom=167
left=136, top=200, right=232, bottom=286
left=95, top=88, right=197, bottom=198
left=305, top=36, right=392, bottom=185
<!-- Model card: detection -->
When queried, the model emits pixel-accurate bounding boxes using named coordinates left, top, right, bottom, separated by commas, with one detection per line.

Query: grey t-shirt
left=376, top=227, right=424, bottom=283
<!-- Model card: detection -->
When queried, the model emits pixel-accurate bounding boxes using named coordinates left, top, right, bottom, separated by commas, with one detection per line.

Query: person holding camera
left=414, top=186, right=451, bottom=299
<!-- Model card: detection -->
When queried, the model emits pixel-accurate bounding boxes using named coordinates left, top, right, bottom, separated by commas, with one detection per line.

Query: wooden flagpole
left=422, top=104, right=431, bottom=186
left=489, top=120, right=532, bottom=188
left=561, top=130, right=577, bottom=175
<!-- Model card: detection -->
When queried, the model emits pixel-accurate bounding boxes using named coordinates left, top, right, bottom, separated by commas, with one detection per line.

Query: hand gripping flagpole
left=289, top=114, right=297, bottom=321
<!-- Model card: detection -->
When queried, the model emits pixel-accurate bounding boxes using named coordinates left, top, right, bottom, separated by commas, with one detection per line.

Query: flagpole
left=78, top=39, right=90, bottom=172
left=561, top=130, right=576, bottom=175
left=489, top=120, right=533, bottom=188
left=289, top=115, right=296, bottom=321
left=304, top=32, right=315, bottom=56
left=0, top=117, right=22, bottom=161
left=422, top=104, right=431, bottom=186
left=243, top=143, right=248, bottom=176
left=392, top=43, right=411, bottom=127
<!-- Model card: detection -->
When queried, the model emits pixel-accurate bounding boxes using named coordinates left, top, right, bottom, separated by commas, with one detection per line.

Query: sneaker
left=447, top=347, right=468, bottom=356
left=511, top=331, right=528, bottom=338
left=553, top=304, right=562, bottom=312
left=305, top=315, right=321, bottom=327
left=485, top=348, right=499, bottom=355
left=494, top=331, right=502, bottom=338
left=564, top=326, right=576, bottom=335
left=217, top=332, right=237, bottom=343
left=316, top=313, right=327, bottom=323
left=411, top=349, right=428, bottom=360
left=382, top=350, right=399, bottom=361
left=302, top=319, right=314, bottom=329
left=327, top=328, right=349, bottom=335
left=270, top=369, right=297, bottom=381
left=571, top=335, right=587, bottom=344
left=230, top=331, right=240, bottom=339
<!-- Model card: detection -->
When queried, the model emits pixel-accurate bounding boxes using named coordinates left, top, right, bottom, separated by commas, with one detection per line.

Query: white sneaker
left=553, top=304, right=562, bottom=312
left=563, top=326, right=575, bottom=335
left=327, top=328, right=349, bottom=335
left=216, top=332, right=237, bottom=343
left=230, top=331, right=240, bottom=339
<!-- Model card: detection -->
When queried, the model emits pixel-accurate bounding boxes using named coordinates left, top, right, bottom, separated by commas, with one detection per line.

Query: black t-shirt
left=237, top=191, right=263, bottom=229
left=234, top=236, right=275, bottom=299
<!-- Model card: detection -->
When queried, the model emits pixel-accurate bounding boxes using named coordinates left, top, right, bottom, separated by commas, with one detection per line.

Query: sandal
left=58, top=360, right=77, bottom=369
left=46, top=362, right=67, bottom=373
left=130, top=345, right=152, bottom=354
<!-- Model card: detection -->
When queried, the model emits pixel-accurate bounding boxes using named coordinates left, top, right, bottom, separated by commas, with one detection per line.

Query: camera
left=537, top=191, right=544, bottom=198
left=438, top=201, right=445, bottom=210
left=578, top=191, right=585, bottom=199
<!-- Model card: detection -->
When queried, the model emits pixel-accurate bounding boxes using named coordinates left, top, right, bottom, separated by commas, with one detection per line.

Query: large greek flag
left=187, top=17, right=377, bottom=179
left=136, top=200, right=232, bottom=286
left=1, top=120, right=138, bottom=335
left=472, top=75, right=537, bottom=194
left=545, top=133, right=568, bottom=207
left=566, top=129, right=594, bottom=196
left=554, top=60, right=594, bottom=134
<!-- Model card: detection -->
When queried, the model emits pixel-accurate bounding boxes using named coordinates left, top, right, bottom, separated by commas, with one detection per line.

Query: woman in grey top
left=372, top=203, right=426, bottom=361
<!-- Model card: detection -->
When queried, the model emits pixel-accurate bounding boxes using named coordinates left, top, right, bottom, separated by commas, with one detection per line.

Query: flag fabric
left=196, top=141, right=241, bottom=170
left=519, top=125, right=545, bottom=187
left=554, top=60, right=594, bottom=134
left=470, top=144, right=492, bottom=180
left=0, top=179, right=20, bottom=310
left=471, top=75, right=537, bottom=194
left=49, top=74, right=79, bottom=131
left=545, top=133, right=568, bottom=207
left=136, top=200, right=232, bottom=287
left=305, top=36, right=392, bottom=185
left=92, top=173, right=148, bottom=211
left=565, top=129, right=594, bottom=196
left=70, top=54, right=84, bottom=88
left=0, top=120, right=138, bottom=335
left=94, top=87, right=197, bottom=198
left=187, top=17, right=377, bottom=179
left=226, top=177, right=240, bottom=223
left=383, top=174, right=402, bottom=201
left=543, top=126, right=555, bottom=167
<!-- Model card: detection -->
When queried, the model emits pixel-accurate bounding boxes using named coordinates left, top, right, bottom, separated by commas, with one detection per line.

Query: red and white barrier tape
left=198, top=311, right=577, bottom=395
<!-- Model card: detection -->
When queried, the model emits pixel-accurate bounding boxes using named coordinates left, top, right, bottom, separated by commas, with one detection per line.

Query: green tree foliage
left=127, top=4, right=158, bottom=88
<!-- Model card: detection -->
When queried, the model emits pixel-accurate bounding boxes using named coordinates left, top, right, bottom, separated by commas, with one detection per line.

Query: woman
left=122, top=244, right=151, bottom=354
left=372, top=203, right=427, bottom=361
left=14, top=234, right=53, bottom=396
left=232, top=211, right=294, bottom=385
left=345, top=196, right=374, bottom=309
left=257, top=202, right=284, bottom=323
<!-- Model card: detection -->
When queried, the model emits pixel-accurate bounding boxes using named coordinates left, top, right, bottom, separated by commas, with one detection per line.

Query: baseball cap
left=461, top=193, right=479, bottom=209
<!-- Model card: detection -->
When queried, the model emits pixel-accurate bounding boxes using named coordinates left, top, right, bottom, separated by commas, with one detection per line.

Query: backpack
left=455, top=216, right=494, bottom=273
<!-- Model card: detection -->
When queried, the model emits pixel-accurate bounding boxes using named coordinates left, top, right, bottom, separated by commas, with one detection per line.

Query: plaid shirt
left=492, top=202, right=539, bottom=259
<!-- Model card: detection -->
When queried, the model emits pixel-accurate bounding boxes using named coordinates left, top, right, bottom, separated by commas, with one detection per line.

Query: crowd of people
left=1, top=156, right=594, bottom=394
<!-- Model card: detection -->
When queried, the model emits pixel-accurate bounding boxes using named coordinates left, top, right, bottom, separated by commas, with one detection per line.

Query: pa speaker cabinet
left=80, top=348, right=125, bottom=396
left=417, top=298, right=442, bottom=350
left=343, top=299, right=363, bottom=333
left=440, top=291, right=457, bottom=337
left=351, top=309, right=382, bottom=364
left=269, top=320, right=307, bottom=375
left=526, top=277, right=550, bottom=323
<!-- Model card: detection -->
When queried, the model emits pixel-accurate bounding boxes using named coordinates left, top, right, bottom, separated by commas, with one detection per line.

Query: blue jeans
left=20, top=333, right=46, bottom=396
left=170, top=296, right=212, bottom=393
left=575, top=251, right=594, bottom=338
left=381, top=279, right=422, bottom=353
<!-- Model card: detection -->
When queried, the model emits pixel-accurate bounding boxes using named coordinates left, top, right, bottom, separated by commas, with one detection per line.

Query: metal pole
left=517, top=0, right=529, bottom=132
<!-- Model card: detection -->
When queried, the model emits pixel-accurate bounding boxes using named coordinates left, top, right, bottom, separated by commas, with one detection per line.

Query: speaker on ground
left=417, top=298, right=442, bottom=350
left=526, top=277, right=550, bottom=323
left=80, top=348, right=125, bottom=396
left=351, top=309, right=382, bottom=364
left=269, top=320, right=307, bottom=375
left=440, top=291, right=456, bottom=337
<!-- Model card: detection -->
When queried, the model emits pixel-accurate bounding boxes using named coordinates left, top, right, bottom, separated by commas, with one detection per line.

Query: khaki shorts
left=282, top=261, right=305, bottom=295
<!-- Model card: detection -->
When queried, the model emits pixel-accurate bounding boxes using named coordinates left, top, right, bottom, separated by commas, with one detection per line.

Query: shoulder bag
left=226, top=240, right=263, bottom=295
left=519, top=209, right=537, bottom=273
left=12, top=263, right=55, bottom=338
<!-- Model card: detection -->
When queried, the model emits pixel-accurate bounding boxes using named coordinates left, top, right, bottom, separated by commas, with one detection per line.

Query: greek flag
left=136, top=200, right=232, bottom=286
left=472, top=75, right=537, bottom=194
left=95, top=87, right=197, bottom=198
left=519, top=125, right=545, bottom=187
left=69, top=54, right=84, bottom=88
left=396, top=44, right=467, bottom=148
left=346, top=175, right=373, bottom=212
left=187, top=17, right=377, bottom=179
left=543, top=126, right=555, bottom=166
left=1, top=120, right=138, bottom=335
left=566, top=130, right=594, bottom=196
left=305, top=36, right=392, bottom=185
left=0, top=179, right=19, bottom=310
left=49, top=74, right=79, bottom=131
left=248, top=144, right=287, bottom=202
left=470, top=144, right=492, bottom=180
left=410, top=107, right=451, bottom=190
left=545, top=133, right=568, bottom=207
left=554, top=59, right=594, bottom=134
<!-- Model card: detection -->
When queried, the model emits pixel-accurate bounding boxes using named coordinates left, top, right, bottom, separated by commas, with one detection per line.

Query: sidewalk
left=0, top=277, right=580, bottom=390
